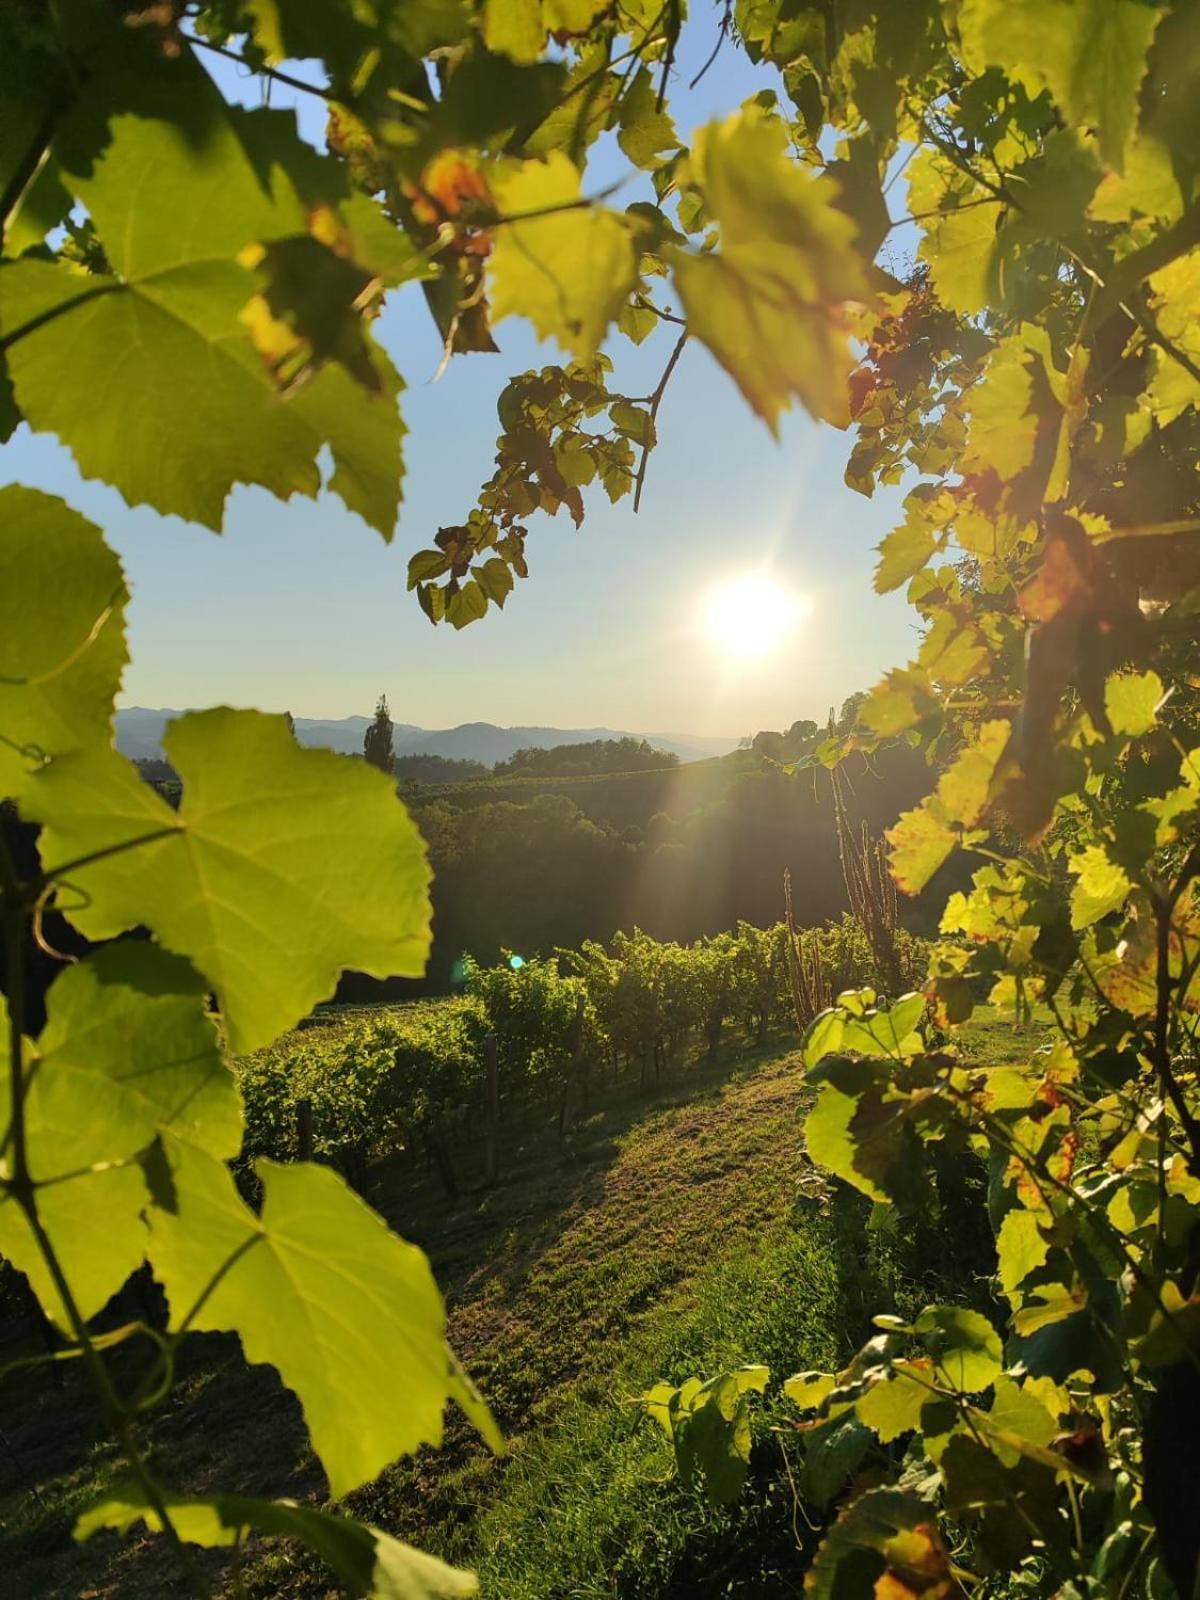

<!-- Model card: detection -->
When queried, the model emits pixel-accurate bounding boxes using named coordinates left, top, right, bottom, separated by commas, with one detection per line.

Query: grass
left=0, top=1008, right=1042, bottom=1599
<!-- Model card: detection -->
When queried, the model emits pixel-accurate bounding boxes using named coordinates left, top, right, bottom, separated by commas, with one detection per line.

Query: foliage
left=397, top=753, right=490, bottom=785
left=5, top=0, right=1200, bottom=1595
left=492, top=737, right=677, bottom=779
left=407, top=743, right=942, bottom=990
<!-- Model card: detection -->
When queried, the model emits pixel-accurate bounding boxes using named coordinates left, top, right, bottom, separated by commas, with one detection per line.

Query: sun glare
left=703, top=574, right=809, bottom=661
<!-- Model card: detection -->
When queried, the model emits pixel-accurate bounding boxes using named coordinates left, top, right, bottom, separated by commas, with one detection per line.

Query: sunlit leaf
left=146, top=1144, right=468, bottom=1498
left=0, top=487, right=128, bottom=801
left=667, top=108, right=869, bottom=434
left=489, top=153, right=637, bottom=359
left=25, top=710, right=432, bottom=1052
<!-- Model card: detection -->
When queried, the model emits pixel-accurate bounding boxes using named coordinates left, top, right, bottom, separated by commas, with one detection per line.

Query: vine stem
left=1151, top=843, right=1200, bottom=1173
left=0, top=836, right=212, bottom=1600
left=632, top=327, right=687, bottom=512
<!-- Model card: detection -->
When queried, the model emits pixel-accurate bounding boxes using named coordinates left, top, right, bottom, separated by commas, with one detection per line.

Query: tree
left=363, top=694, right=395, bottom=776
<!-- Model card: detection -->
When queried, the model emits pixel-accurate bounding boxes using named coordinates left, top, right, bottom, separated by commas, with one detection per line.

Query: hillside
left=1, top=1010, right=1013, bottom=1599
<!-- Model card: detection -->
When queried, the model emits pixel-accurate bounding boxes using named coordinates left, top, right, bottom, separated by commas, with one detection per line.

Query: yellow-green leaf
left=0, top=944, right=238, bottom=1327
left=25, top=710, right=432, bottom=1053
left=667, top=108, right=869, bottom=434
left=489, top=154, right=637, bottom=360
left=1068, top=845, right=1133, bottom=930
left=0, top=487, right=128, bottom=802
left=1105, top=669, right=1164, bottom=737
left=146, top=1144, right=461, bottom=1498
left=959, top=0, right=1161, bottom=168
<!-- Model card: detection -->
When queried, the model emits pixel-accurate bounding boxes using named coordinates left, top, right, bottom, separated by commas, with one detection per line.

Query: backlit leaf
left=959, top=0, right=1161, bottom=168
left=1068, top=845, right=1132, bottom=930
left=146, top=1145, right=464, bottom=1498
left=489, top=154, right=637, bottom=359
left=667, top=108, right=868, bottom=433
left=0, top=944, right=237, bottom=1327
left=1104, top=670, right=1163, bottom=737
left=0, top=487, right=128, bottom=801
left=25, top=710, right=432, bottom=1052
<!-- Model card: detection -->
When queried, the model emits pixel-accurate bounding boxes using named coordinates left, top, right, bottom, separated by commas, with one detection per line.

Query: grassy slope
left=0, top=1013, right=1028, bottom=1599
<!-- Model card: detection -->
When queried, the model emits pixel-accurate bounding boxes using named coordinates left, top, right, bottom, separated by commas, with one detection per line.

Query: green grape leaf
left=617, top=70, right=679, bottom=169
left=907, top=147, right=999, bottom=317
left=913, top=1305, right=1002, bottom=1392
left=484, top=0, right=546, bottom=62
left=1144, top=255, right=1200, bottom=423
left=805, top=1075, right=889, bottom=1204
left=244, top=0, right=470, bottom=79
left=667, top=108, right=869, bottom=434
left=996, top=1207, right=1050, bottom=1300
left=0, top=944, right=238, bottom=1327
left=25, top=710, right=432, bottom=1053
left=0, top=487, right=128, bottom=801
left=875, top=516, right=937, bottom=595
left=855, top=1361, right=933, bottom=1443
left=489, top=154, right=637, bottom=359
left=645, top=1366, right=769, bottom=1507
left=0, top=52, right=406, bottom=535
left=807, top=1488, right=953, bottom=1600
left=960, top=0, right=1161, bottom=168
left=146, top=1144, right=469, bottom=1498
left=887, top=722, right=1008, bottom=895
left=1068, top=845, right=1132, bottom=930
left=1104, top=669, right=1163, bottom=737
left=783, top=1371, right=837, bottom=1411
left=76, top=1485, right=477, bottom=1597
left=887, top=803, right=956, bottom=896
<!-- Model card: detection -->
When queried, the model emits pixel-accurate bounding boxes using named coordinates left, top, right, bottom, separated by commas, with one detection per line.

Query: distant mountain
left=115, top=709, right=739, bottom=768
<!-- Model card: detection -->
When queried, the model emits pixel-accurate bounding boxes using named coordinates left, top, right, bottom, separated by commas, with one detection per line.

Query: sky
left=0, top=19, right=918, bottom=743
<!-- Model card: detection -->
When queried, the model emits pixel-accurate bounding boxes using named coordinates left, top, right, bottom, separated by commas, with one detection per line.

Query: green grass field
left=0, top=1009, right=1037, bottom=1599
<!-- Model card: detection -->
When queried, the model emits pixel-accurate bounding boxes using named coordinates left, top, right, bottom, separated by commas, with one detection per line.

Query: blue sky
left=0, top=21, right=916, bottom=741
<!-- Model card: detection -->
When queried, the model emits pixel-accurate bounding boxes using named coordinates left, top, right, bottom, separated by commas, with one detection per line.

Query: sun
left=703, top=573, right=809, bottom=660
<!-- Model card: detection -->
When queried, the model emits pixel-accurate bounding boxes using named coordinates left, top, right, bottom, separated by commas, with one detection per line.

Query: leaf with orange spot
left=807, top=1489, right=953, bottom=1600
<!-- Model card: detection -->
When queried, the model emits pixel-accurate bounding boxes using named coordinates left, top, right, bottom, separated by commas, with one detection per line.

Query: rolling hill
left=114, top=709, right=739, bottom=767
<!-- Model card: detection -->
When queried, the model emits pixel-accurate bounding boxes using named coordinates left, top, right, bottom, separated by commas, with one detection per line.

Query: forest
left=3, top=2, right=1200, bottom=1600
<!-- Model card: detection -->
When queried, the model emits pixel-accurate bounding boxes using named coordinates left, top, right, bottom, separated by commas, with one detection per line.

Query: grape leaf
left=907, top=147, right=999, bottom=317
left=667, top=109, right=868, bottom=433
left=489, top=154, right=637, bottom=359
left=1104, top=670, right=1163, bottom=737
left=76, top=1485, right=477, bottom=1598
left=913, top=1305, right=1002, bottom=1393
left=0, top=487, right=128, bottom=801
left=1068, top=845, right=1132, bottom=930
left=617, top=70, right=679, bottom=169
left=856, top=1362, right=932, bottom=1443
left=0, top=51, right=406, bottom=535
left=0, top=944, right=238, bottom=1327
left=645, top=1366, right=769, bottom=1507
left=25, top=710, right=432, bottom=1053
left=888, top=722, right=1008, bottom=894
left=807, top=1488, right=953, bottom=1600
left=996, top=1207, right=1050, bottom=1300
left=959, top=0, right=1161, bottom=168
left=145, top=1143, right=459, bottom=1498
left=875, top=515, right=937, bottom=595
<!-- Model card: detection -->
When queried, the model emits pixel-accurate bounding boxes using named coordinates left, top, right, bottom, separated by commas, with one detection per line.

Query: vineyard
left=4, top=0, right=1200, bottom=1598
left=237, top=913, right=929, bottom=1198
